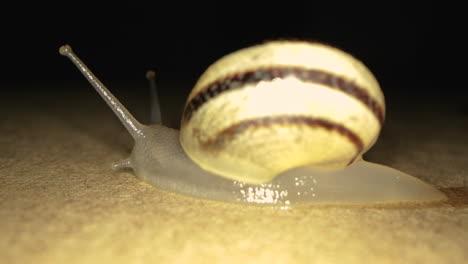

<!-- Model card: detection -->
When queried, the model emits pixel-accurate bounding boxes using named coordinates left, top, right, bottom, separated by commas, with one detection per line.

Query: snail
left=59, top=40, right=446, bottom=206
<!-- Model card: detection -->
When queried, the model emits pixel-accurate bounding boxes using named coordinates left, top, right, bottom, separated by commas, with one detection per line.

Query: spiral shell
left=180, top=40, right=385, bottom=184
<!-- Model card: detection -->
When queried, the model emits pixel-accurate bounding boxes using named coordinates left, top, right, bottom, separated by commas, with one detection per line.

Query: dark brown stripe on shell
left=196, top=115, right=364, bottom=165
left=183, top=67, right=384, bottom=125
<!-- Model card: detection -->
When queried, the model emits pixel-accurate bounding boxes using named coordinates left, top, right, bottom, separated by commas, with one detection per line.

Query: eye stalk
left=59, top=45, right=145, bottom=139
left=145, top=70, right=163, bottom=125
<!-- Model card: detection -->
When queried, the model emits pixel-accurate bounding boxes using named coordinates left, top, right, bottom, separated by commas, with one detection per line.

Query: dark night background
left=2, top=1, right=451, bottom=126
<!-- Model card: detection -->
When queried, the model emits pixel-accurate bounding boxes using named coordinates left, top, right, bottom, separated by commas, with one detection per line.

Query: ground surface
left=1, top=82, right=467, bottom=264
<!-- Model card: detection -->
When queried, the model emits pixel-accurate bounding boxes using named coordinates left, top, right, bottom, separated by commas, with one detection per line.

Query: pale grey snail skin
left=59, top=41, right=446, bottom=206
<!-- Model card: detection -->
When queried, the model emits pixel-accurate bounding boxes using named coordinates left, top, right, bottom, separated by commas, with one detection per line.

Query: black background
left=2, top=1, right=444, bottom=114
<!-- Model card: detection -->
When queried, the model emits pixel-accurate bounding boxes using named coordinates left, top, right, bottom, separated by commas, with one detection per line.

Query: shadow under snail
left=59, top=40, right=446, bottom=206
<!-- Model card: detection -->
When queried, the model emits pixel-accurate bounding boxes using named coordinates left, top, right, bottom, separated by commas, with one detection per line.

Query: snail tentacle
left=60, top=45, right=146, bottom=139
left=146, top=70, right=163, bottom=125
left=113, top=159, right=133, bottom=170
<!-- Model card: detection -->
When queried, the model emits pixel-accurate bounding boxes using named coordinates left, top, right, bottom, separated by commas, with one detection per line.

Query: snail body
left=60, top=41, right=446, bottom=206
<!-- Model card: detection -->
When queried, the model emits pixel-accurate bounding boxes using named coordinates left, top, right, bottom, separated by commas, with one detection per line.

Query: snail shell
left=180, top=41, right=385, bottom=183
left=59, top=41, right=446, bottom=206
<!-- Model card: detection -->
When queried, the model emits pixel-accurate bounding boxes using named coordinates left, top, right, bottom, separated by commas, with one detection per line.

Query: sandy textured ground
left=1, top=82, right=467, bottom=264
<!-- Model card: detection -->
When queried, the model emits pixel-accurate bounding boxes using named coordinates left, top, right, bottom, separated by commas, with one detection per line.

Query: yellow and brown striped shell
left=180, top=40, right=385, bottom=184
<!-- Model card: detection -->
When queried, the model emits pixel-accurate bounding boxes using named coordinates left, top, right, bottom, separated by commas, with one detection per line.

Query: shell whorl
left=180, top=40, right=385, bottom=184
